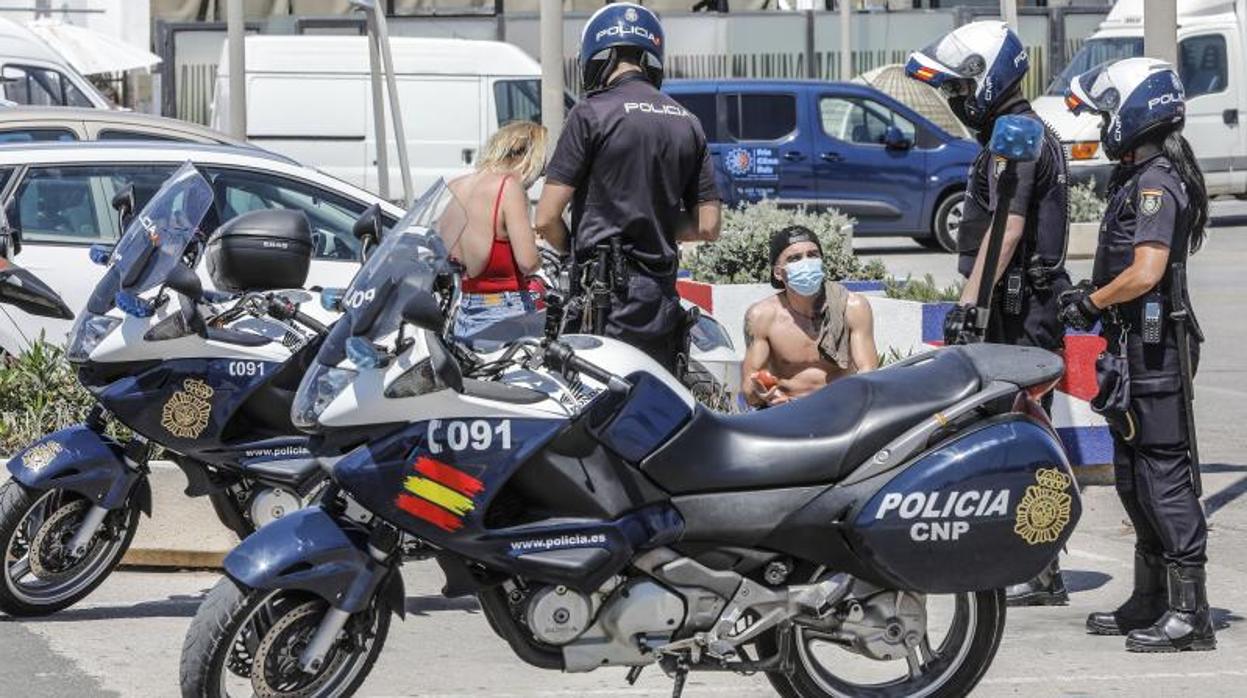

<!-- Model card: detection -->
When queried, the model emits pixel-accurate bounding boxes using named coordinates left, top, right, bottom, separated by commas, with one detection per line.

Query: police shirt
left=545, top=73, right=720, bottom=275
left=1093, top=154, right=1189, bottom=288
left=957, top=110, right=1068, bottom=279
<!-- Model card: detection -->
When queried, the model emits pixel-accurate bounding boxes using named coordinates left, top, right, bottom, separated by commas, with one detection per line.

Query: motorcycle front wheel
left=180, top=576, right=391, bottom=698
left=765, top=589, right=1005, bottom=698
left=0, top=480, right=141, bottom=616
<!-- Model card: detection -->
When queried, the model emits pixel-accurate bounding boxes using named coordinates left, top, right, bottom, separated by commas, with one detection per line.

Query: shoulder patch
left=994, top=155, right=1008, bottom=176
left=1139, top=188, right=1164, bottom=217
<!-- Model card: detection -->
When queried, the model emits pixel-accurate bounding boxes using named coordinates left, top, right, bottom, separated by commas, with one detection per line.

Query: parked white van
left=0, top=17, right=111, bottom=109
left=211, top=36, right=550, bottom=198
left=1036, top=0, right=1245, bottom=195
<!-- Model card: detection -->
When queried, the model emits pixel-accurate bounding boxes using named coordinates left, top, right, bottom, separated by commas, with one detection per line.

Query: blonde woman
left=447, top=121, right=547, bottom=349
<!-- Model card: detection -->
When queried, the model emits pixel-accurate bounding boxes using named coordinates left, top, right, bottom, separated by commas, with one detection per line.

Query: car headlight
left=66, top=314, right=121, bottom=363
left=292, top=364, right=358, bottom=431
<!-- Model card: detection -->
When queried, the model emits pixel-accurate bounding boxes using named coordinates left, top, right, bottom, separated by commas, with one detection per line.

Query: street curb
left=122, top=548, right=225, bottom=569
left=1072, top=463, right=1114, bottom=487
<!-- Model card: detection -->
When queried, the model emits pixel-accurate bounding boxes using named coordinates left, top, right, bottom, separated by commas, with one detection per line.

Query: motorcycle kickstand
left=625, top=666, right=644, bottom=686
left=670, top=660, right=689, bottom=698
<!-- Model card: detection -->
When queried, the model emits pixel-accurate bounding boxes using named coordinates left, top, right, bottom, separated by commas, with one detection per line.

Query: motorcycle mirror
left=352, top=204, right=382, bottom=244
left=112, top=184, right=136, bottom=227
left=165, top=264, right=203, bottom=301
left=0, top=264, right=74, bottom=319
left=424, top=330, right=464, bottom=393
left=401, top=292, right=443, bottom=332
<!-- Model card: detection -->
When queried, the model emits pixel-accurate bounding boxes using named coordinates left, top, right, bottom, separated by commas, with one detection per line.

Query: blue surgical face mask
left=784, top=258, right=824, bottom=297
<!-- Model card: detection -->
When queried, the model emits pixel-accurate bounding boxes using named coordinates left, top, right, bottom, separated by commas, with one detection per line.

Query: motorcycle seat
left=641, top=347, right=983, bottom=494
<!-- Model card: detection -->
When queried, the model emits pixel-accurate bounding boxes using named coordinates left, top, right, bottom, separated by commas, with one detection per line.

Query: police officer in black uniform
left=535, top=3, right=721, bottom=373
left=1061, top=58, right=1214, bottom=653
left=907, top=20, right=1072, bottom=606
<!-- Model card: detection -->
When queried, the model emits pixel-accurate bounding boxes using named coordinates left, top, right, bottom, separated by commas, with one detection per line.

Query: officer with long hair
left=906, top=20, right=1072, bottom=607
left=1061, top=57, right=1215, bottom=652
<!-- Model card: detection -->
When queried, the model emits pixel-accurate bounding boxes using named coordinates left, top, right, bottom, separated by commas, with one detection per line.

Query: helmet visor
left=1065, top=63, right=1116, bottom=116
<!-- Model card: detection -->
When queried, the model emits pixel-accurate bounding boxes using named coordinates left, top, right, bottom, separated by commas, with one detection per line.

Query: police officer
left=535, top=3, right=722, bottom=373
left=906, top=20, right=1072, bottom=606
left=1060, top=58, right=1214, bottom=653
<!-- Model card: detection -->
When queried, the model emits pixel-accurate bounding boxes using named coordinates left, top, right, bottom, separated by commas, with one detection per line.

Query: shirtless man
left=741, top=226, right=878, bottom=408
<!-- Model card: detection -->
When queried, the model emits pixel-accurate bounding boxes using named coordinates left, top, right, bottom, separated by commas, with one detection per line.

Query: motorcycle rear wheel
left=0, top=480, right=141, bottom=616
left=765, top=589, right=1005, bottom=698
left=180, top=575, right=390, bottom=698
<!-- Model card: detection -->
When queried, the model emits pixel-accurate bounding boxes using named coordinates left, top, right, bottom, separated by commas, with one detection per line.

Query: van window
left=670, top=92, right=717, bottom=138
left=1, top=65, right=93, bottom=107
left=494, top=79, right=542, bottom=126
left=725, top=93, right=796, bottom=142
left=203, top=168, right=373, bottom=261
left=0, top=128, right=78, bottom=143
left=1179, top=34, right=1228, bottom=98
left=819, top=97, right=916, bottom=145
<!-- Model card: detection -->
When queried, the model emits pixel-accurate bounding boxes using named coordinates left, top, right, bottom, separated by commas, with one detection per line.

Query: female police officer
left=907, top=20, right=1072, bottom=607
left=1061, top=58, right=1214, bottom=652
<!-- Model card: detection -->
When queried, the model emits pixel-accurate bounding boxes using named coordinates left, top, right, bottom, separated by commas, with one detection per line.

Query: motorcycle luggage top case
left=849, top=417, right=1081, bottom=593
left=205, top=208, right=313, bottom=293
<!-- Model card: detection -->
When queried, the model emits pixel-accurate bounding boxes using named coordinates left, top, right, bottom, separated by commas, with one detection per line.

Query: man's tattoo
left=743, top=313, right=755, bottom=347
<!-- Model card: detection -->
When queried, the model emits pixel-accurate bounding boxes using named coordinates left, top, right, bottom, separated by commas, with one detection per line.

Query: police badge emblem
left=624, top=7, right=638, bottom=21
left=1014, top=468, right=1073, bottom=545
left=21, top=442, right=62, bottom=472
left=161, top=378, right=215, bottom=439
left=1140, top=188, right=1164, bottom=216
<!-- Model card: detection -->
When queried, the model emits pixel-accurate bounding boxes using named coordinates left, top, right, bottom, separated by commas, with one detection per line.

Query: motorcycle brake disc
left=251, top=599, right=345, bottom=698
left=27, top=498, right=94, bottom=581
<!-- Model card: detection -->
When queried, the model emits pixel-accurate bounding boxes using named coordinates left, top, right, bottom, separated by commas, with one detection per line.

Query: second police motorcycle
left=179, top=118, right=1084, bottom=698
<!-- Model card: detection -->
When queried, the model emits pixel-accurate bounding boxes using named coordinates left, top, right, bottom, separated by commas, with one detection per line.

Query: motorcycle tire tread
left=0, top=480, right=140, bottom=617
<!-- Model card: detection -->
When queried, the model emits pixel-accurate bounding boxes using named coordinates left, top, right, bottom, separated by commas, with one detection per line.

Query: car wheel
left=923, top=191, right=965, bottom=253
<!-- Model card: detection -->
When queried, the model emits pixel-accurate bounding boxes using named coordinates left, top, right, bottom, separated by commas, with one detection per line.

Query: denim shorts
left=453, top=291, right=545, bottom=352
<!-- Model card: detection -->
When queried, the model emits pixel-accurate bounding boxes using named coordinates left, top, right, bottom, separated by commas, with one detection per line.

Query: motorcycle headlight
left=292, top=364, right=358, bottom=431
left=66, top=314, right=121, bottom=363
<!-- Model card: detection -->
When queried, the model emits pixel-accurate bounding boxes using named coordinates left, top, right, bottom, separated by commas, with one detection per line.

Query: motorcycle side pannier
left=205, top=209, right=313, bottom=293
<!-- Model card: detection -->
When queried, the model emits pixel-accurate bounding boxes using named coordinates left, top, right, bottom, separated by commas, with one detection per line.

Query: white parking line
left=982, top=670, right=1247, bottom=685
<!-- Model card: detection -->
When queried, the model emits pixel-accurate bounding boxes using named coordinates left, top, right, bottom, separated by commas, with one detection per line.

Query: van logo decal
left=1013, top=468, right=1073, bottom=545
left=161, top=378, right=215, bottom=439
left=726, top=148, right=753, bottom=177
left=21, top=442, right=62, bottom=472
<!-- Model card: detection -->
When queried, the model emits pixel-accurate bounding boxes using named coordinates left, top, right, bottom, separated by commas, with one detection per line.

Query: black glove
left=943, top=303, right=977, bottom=345
left=1058, top=282, right=1101, bottom=331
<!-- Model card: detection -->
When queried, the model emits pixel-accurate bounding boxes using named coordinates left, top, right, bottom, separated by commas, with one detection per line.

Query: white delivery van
left=0, top=17, right=111, bottom=109
left=1035, top=0, right=1247, bottom=196
left=211, top=36, right=550, bottom=197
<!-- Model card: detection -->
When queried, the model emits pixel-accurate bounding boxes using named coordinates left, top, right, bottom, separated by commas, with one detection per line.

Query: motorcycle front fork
left=69, top=409, right=150, bottom=556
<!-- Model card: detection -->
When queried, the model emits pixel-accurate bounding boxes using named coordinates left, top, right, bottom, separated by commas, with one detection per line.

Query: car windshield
left=340, top=179, right=466, bottom=345
left=1046, top=37, right=1144, bottom=96
left=85, top=163, right=214, bottom=315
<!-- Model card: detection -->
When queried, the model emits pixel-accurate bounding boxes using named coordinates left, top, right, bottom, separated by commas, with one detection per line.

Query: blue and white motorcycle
left=0, top=164, right=337, bottom=616
left=180, top=180, right=1083, bottom=698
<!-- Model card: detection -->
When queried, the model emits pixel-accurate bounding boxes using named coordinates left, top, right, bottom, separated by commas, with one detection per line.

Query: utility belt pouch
left=675, top=305, right=700, bottom=380
left=1091, top=333, right=1139, bottom=444
left=1003, top=267, right=1025, bottom=316
left=1141, top=291, right=1164, bottom=345
left=609, top=238, right=629, bottom=294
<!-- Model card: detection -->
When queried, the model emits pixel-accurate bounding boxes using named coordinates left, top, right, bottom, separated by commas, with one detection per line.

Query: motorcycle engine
left=524, top=585, right=594, bottom=645
left=247, top=487, right=302, bottom=528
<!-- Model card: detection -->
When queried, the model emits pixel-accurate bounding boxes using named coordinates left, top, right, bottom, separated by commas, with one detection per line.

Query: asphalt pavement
left=3, top=211, right=1247, bottom=697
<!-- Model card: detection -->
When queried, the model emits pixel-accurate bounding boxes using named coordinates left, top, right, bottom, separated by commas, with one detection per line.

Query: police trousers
left=570, top=274, right=683, bottom=374
left=1106, top=328, right=1207, bottom=568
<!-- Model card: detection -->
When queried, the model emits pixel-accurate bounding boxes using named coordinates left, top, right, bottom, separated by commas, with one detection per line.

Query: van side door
left=716, top=87, right=815, bottom=206
left=1177, top=30, right=1243, bottom=196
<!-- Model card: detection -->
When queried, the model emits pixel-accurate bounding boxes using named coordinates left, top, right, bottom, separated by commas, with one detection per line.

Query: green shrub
left=1070, top=178, right=1107, bottom=224
left=683, top=200, right=887, bottom=284
left=0, top=338, right=95, bottom=454
left=884, top=273, right=964, bottom=303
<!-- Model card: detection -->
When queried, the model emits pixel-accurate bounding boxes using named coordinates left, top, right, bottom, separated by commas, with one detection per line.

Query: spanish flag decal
left=914, top=66, right=938, bottom=82
left=395, top=456, right=484, bottom=532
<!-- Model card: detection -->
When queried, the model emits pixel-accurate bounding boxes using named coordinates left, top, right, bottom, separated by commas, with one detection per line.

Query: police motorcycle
left=180, top=179, right=1084, bottom=698
left=0, top=163, right=341, bottom=616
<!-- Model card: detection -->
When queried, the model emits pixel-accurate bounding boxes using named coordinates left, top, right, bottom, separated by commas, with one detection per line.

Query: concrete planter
left=1068, top=221, right=1099, bottom=260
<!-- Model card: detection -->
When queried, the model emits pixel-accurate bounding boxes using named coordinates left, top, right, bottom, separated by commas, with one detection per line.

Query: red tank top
left=462, top=176, right=524, bottom=294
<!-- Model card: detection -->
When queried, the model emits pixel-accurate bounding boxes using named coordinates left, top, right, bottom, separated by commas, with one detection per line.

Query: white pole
left=1144, top=0, right=1178, bottom=65
left=540, top=0, right=565, bottom=147
left=1000, top=0, right=1019, bottom=32
left=226, top=0, right=246, bottom=140
left=366, top=27, right=390, bottom=201
left=839, top=0, right=852, bottom=81
left=372, top=8, right=414, bottom=204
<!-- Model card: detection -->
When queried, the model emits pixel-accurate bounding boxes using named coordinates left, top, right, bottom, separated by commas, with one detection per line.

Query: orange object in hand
left=754, top=370, right=778, bottom=391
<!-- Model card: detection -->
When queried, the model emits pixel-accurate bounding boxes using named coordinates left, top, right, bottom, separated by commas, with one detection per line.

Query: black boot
left=1006, top=558, right=1069, bottom=607
left=1087, top=552, right=1167, bottom=635
left=1125, top=565, right=1217, bottom=652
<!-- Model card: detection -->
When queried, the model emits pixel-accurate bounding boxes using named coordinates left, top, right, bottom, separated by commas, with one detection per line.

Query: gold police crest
left=1014, top=468, right=1073, bottom=545
left=21, top=442, right=62, bottom=472
left=161, top=378, right=215, bottom=439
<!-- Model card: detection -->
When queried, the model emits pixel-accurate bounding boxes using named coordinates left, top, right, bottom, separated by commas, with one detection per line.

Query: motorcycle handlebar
left=543, top=341, right=631, bottom=395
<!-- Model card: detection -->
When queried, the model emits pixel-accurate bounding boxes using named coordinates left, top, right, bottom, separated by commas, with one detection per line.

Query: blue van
left=664, top=79, right=978, bottom=251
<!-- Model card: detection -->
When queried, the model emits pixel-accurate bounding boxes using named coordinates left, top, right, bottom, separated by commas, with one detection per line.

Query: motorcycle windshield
left=108, top=162, right=215, bottom=297
left=336, top=180, right=466, bottom=350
